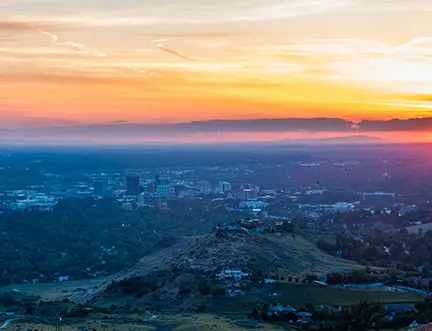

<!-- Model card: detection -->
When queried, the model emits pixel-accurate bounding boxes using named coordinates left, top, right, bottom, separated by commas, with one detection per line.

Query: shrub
left=211, top=287, right=226, bottom=297
left=196, top=304, right=206, bottom=313
left=198, top=280, right=211, bottom=295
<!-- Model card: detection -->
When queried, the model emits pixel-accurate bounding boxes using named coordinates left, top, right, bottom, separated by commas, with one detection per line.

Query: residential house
left=267, top=304, right=297, bottom=317
left=216, top=269, right=250, bottom=281
left=226, top=288, right=245, bottom=297
left=264, top=278, right=278, bottom=284
left=385, top=304, right=418, bottom=321
left=407, top=277, right=432, bottom=289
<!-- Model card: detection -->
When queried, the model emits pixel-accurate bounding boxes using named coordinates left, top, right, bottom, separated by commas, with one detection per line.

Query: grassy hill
left=69, top=231, right=359, bottom=306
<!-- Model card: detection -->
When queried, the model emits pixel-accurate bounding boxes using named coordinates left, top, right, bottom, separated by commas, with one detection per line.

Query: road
left=0, top=319, right=17, bottom=330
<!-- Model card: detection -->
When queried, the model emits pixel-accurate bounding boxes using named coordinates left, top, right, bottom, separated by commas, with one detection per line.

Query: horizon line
left=1, top=116, right=432, bottom=129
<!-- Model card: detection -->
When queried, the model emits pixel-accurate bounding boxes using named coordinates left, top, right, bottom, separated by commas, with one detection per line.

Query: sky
left=0, top=0, right=432, bottom=129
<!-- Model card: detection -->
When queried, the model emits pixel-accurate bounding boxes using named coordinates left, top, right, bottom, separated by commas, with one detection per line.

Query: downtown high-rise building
left=155, top=175, right=171, bottom=197
left=218, top=181, right=232, bottom=194
left=94, top=180, right=108, bottom=197
left=126, top=175, right=140, bottom=196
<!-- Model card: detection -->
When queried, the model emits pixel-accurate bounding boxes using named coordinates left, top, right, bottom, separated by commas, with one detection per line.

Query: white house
left=216, top=269, right=249, bottom=281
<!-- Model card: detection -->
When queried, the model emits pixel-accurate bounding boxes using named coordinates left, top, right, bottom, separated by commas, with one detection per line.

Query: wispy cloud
left=140, top=32, right=248, bottom=38
left=3, top=0, right=432, bottom=31
left=387, top=37, right=432, bottom=55
left=151, top=39, right=169, bottom=43
left=0, top=37, right=17, bottom=42
left=151, top=39, right=192, bottom=61
left=2, top=0, right=353, bottom=29
left=133, top=68, right=156, bottom=76
left=0, top=0, right=69, bottom=7
left=0, top=20, right=73, bottom=32
left=157, top=45, right=192, bottom=61
left=38, top=29, right=106, bottom=57
left=383, top=101, right=432, bottom=110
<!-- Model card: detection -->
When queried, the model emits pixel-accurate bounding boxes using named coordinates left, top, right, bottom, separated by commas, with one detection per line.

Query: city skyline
left=1, top=0, right=432, bottom=134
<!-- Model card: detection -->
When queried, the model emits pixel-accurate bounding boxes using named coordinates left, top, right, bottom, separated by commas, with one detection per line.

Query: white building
left=239, top=201, right=269, bottom=210
left=122, top=202, right=133, bottom=212
left=8, top=195, right=57, bottom=212
left=238, top=189, right=257, bottom=201
left=216, top=269, right=249, bottom=281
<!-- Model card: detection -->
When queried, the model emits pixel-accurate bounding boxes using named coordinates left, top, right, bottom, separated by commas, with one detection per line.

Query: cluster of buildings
left=115, top=174, right=277, bottom=212
left=0, top=164, right=406, bottom=223
left=0, top=190, right=58, bottom=212
left=216, top=217, right=295, bottom=236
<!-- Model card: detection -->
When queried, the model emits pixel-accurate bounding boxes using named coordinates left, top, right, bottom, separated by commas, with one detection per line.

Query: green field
left=0, top=279, right=107, bottom=301
left=406, top=222, right=432, bottom=234
left=1, top=279, right=424, bottom=313
left=303, top=285, right=424, bottom=306
left=206, top=284, right=425, bottom=313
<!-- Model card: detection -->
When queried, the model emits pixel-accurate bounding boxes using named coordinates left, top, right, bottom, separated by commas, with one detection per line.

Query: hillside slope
left=72, top=232, right=359, bottom=304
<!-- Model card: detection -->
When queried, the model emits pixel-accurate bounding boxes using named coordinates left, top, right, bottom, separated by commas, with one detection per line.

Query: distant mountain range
left=359, top=118, right=432, bottom=131
left=2, top=117, right=431, bottom=133
left=0, top=117, right=431, bottom=144
left=277, top=135, right=383, bottom=145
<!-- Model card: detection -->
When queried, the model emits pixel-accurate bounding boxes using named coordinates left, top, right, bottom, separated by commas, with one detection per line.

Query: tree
left=252, top=308, right=259, bottom=319
left=305, top=303, right=316, bottom=314
left=196, top=304, right=206, bottom=313
left=178, top=287, right=192, bottom=296
left=348, top=269, right=376, bottom=284
left=260, top=304, right=269, bottom=320
left=326, top=272, right=344, bottom=285
left=350, top=298, right=384, bottom=331
left=25, top=305, right=35, bottom=315
left=211, top=287, right=226, bottom=297
left=198, top=280, right=211, bottom=295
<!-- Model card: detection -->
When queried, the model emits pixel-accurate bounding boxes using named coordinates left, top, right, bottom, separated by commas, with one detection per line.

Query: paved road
left=0, top=319, right=17, bottom=330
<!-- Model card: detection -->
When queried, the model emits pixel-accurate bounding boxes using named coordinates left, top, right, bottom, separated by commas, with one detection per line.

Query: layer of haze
left=1, top=0, right=432, bottom=142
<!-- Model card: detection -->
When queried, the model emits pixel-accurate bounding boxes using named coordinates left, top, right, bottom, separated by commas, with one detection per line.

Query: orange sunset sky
left=0, top=0, right=432, bottom=127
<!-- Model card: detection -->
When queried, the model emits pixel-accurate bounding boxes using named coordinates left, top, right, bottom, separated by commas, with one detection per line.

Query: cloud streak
left=0, top=38, right=17, bottom=42
left=0, top=20, right=74, bottom=32
left=157, top=45, right=192, bottom=61
left=388, top=37, right=432, bottom=55
left=152, top=39, right=192, bottom=61
left=38, top=29, right=106, bottom=57
left=140, top=32, right=248, bottom=38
